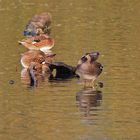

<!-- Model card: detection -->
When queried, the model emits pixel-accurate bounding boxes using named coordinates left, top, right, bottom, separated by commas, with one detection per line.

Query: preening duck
left=76, top=52, right=103, bottom=88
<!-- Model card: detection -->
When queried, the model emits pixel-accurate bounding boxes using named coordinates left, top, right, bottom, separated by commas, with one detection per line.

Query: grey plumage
left=23, top=12, right=52, bottom=36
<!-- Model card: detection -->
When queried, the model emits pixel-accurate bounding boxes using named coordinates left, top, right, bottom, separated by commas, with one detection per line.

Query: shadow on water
left=76, top=88, right=102, bottom=119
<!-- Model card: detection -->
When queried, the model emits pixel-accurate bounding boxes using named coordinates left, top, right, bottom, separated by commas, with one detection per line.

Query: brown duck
left=19, top=34, right=54, bottom=52
left=76, top=52, right=103, bottom=88
left=20, top=50, right=56, bottom=68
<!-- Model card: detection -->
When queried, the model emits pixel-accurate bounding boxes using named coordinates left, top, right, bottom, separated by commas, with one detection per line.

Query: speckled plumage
left=23, top=12, right=52, bottom=37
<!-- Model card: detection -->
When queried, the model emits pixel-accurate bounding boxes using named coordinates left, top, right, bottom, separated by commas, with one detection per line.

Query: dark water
left=0, top=0, right=140, bottom=140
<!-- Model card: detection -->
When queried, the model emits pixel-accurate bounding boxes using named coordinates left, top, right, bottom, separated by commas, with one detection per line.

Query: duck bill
left=18, top=41, right=23, bottom=45
left=18, top=41, right=27, bottom=46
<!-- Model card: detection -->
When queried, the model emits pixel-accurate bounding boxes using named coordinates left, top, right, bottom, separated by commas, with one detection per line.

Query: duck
left=48, top=62, right=76, bottom=79
left=76, top=52, right=103, bottom=88
left=18, top=34, right=54, bottom=52
left=28, top=61, right=51, bottom=86
left=20, top=50, right=56, bottom=68
left=23, top=12, right=52, bottom=37
left=21, top=61, right=52, bottom=87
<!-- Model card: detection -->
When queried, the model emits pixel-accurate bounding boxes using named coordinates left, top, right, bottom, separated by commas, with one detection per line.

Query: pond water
left=0, top=0, right=140, bottom=140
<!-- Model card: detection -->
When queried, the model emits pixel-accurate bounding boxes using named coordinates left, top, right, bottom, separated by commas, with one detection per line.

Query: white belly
left=76, top=70, right=97, bottom=80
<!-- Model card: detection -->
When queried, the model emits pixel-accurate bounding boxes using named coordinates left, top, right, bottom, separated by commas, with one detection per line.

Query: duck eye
left=81, top=56, right=87, bottom=62
left=39, top=58, right=44, bottom=63
left=33, top=66, right=37, bottom=70
left=34, top=39, right=40, bottom=42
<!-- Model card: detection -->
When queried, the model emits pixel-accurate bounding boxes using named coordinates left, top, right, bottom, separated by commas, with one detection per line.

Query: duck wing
left=48, top=62, right=76, bottom=79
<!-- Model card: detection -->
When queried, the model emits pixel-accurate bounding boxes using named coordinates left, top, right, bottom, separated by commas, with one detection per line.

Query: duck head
left=78, top=51, right=100, bottom=65
left=85, top=52, right=100, bottom=63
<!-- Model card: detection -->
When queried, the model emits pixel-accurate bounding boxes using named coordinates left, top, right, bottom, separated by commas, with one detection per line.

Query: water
left=0, top=0, right=140, bottom=140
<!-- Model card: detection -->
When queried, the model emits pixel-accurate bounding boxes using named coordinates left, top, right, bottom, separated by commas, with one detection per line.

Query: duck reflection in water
left=76, top=88, right=102, bottom=117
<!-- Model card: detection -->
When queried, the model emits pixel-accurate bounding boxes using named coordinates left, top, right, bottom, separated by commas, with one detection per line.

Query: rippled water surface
left=0, top=0, right=140, bottom=140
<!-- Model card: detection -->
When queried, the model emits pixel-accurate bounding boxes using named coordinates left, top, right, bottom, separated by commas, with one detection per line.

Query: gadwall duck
left=23, top=12, right=51, bottom=37
left=76, top=52, right=103, bottom=88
